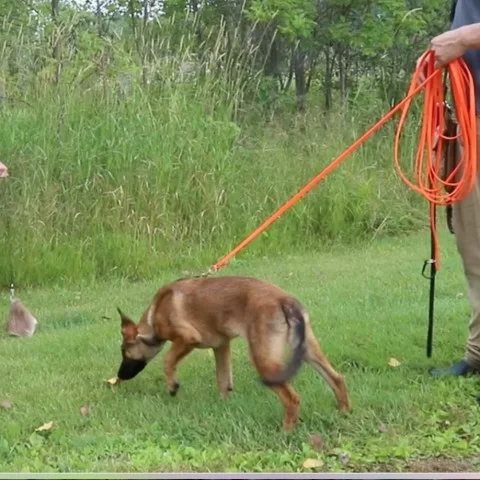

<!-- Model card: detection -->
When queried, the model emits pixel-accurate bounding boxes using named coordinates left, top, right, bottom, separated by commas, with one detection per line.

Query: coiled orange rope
left=394, top=49, right=477, bottom=270
left=207, top=49, right=477, bottom=275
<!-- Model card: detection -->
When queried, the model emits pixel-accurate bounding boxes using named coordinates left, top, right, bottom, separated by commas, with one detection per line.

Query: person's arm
left=431, top=23, right=480, bottom=68
left=460, top=23, right=480, bottom=49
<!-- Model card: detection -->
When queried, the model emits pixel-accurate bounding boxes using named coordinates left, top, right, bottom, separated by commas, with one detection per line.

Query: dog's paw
left=338, top=403, right=352, bottom=414
left=169, top=382, right=180, bottom=397
left=282, top=421, right=297, bottom=433
left=220, top=386, right=233, bottom=399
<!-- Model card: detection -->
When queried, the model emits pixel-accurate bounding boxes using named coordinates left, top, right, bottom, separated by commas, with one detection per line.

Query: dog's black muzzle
left=117, top=358, right=147, bottom=380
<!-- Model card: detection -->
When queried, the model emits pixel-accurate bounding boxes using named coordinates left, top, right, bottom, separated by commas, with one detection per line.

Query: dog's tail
left=261, top=299, right=306, bottom=386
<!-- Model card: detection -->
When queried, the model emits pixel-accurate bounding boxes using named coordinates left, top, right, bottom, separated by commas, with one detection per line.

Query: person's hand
left=0, top=161, right=8, bottom=178
left=430, top=27, right=468, bottom=69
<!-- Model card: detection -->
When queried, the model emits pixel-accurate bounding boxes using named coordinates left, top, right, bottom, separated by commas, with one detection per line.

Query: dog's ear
left=117, top=307, right=133, bottom=327
left=117, top=307, right=138, bottom=342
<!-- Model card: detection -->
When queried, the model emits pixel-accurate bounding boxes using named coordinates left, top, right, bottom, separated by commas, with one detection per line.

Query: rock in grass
left=0, top=161, right=8, bottom=178
left=80, top=404, right=91, bottom=417
left=7, top=297, right=38, bottom=338
left=0, top=399, right=13, bottom=409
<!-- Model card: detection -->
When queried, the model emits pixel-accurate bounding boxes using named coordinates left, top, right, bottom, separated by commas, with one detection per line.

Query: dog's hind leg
left=304, top=322, right=350, bottom=412
left=214, top=342, right=233, bottom=398
left=255, top=356, right=301, bottom=432
left=248, top=317, right=300, bottom=431
left=266, top=382, right=300, bottom=432
left=163, top=340, right=194, bottom=396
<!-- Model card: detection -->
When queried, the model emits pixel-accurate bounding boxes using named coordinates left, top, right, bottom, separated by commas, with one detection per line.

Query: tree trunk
left=142, top=0, right=149, bottom=86
left=51, top=0, right=61, bottom=85
left=283, top=48, right=294, bottom=91
left=306, top=53, right=318, bottom=93
left=265, top=34, right=283, bottom=90
left=96, top=0, right=103, bottom=36
left=293, top=47, right=307, bottom=113
left=128, top=0, right=143, bottom=85
left=339, top=50, right=348, bottom=106
left=324, top=48, right=333, bottom=111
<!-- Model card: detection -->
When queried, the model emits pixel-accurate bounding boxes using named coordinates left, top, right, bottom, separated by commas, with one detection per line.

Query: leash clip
left=207, top=265, right=218, bottom=276
left=194, top=265, right=218, bottom=278
left=421, top=259, right=436, bottom=279
left=444, top=101, right=453, bottom=113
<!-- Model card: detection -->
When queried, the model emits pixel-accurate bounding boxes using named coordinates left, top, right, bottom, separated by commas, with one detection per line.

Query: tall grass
left=0, top=13, right=427, bottom=287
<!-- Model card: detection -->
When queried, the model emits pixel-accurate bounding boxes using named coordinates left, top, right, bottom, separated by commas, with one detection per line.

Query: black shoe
left=429, top=359, right=480, bottom=377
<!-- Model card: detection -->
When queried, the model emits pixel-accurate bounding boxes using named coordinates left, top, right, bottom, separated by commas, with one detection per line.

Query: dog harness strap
left=441, top=99, right=459, bottom=235
left=139, top=335, right=163, bottom=347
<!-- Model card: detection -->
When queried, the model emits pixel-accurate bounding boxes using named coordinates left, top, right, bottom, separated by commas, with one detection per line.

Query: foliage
left=0, top=0, right=453, bottom=286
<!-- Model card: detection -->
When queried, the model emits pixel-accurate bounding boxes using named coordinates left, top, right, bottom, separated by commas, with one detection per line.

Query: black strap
left=450, top=0, right=457, bottom=23
left=446, top=204, right=454, bottom=234
left=421, top=204, right=437, bottom=358
left=442, top=69, right=455, bottom=235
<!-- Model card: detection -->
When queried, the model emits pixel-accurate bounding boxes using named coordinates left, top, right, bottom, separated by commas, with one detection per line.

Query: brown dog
left=116, top=275, right=350, bottom=431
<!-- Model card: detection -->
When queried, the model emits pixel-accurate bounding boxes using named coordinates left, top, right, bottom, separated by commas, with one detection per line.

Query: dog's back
left=148, top=276, right=302, bottom=344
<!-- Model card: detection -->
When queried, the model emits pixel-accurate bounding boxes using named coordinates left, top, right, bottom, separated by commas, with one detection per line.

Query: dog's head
left=117, top=308, right=165, bottom=380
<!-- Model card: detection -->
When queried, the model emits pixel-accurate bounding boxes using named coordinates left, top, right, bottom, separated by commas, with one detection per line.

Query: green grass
left=2, top=228, right=480, bottom=473
left=0, top=14, right=426, bottom=288
left=0, top=88, right=426, bottom=287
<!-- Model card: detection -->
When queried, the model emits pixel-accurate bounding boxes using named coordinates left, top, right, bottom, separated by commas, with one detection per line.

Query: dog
left=115, top=275, right=350, bottom=431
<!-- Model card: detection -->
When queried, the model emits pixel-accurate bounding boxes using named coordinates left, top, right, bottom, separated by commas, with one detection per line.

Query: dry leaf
left=388, top=357, right=401, bottom=368
left=308, top=434, right=325, bottom=452
left=80, top=404, right=91, bottom=417
left=302, top=458, right=324, bottom=469
left=35, top=421, right=54, bottom=432
left=105, top=376, right=120, bottom=385
left=0, top=400, right=13, bottom=409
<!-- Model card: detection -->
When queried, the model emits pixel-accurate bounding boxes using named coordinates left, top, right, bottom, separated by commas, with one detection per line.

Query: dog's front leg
left=214, top=342, right=233, bottom=398
left=163, top=340, right=194, bottom=396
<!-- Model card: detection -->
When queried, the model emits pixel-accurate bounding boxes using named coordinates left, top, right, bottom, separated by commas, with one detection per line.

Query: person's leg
left=430, top=119, right=480, bottom=376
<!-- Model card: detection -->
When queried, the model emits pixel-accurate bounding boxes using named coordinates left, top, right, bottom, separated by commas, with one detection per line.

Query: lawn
left=2, top=228, right=480, bottom=473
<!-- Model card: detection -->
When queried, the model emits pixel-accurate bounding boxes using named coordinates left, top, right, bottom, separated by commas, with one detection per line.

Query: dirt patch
left=347, top=457, right=480, bottom=473
left=405, top=457, right=480, bottom=473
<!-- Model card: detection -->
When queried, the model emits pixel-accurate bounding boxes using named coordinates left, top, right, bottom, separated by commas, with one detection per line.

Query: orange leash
left=394, top=49, right=477, bottom=271
left=207, top=49, right=477, bottom=275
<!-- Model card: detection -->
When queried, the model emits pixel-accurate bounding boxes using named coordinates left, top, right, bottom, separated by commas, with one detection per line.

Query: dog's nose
left=117, top=358, right=147, bottom=380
